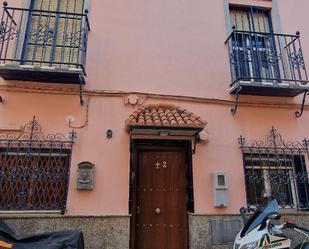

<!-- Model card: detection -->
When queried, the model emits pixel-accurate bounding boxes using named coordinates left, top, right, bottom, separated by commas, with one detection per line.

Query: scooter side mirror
left=268, top=213, right=281, bottom=220
left=240, top=207, right=246, bottom=214
left=239, top=207, right=248, bottom=224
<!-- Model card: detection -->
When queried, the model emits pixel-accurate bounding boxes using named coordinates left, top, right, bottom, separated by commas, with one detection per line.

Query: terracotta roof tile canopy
left=126, top=104, right=207, bottom=129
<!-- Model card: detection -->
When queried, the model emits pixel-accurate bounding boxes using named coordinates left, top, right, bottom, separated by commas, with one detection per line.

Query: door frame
left=129, top=139, right=194, bottom=249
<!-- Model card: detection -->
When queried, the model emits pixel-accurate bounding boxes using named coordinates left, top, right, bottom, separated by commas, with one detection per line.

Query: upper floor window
left=230, top=6, right=272, bottom=33
left=229, top=7, right=278, bottom=84
left=230, top=7, right=272, bottom=33
left=24, top=0, right=85, bottom=68
left=225, top=6, right=308, bottom=98
left=0, top=0, right=90, bottom=86
left=239, top=127, right=309, bottom=210
left=0, top=117, right=76, bottom=213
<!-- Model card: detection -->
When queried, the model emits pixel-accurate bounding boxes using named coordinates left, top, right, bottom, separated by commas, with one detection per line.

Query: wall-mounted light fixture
left=198, top=130, right=209, bottom=142
left=106, top=129, right=113, bottom=139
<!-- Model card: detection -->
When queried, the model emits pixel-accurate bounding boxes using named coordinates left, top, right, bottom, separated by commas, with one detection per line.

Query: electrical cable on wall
left=68, top=96, right=90, bottom=129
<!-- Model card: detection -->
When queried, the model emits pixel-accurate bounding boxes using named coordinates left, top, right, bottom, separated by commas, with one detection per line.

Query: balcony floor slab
left=0, top=64, right=85, bottom=84
left=230, top=80, right=309, bottom=97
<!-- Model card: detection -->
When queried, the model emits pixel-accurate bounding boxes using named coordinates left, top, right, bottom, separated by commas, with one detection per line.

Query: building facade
left=0, top=0, right=309, bottom=248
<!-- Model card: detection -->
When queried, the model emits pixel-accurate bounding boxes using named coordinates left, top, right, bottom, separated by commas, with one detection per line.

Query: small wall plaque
left=77, top=161, right=94, bottom=190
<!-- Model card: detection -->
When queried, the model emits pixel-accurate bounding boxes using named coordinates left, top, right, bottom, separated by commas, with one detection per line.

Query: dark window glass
left=244, top=153, right=308, bottom=209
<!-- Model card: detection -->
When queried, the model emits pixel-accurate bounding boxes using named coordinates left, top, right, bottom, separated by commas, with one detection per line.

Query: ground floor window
left=0, top=150, right=71, bottom=211
left=239, top=127, right=309, bottom=210
left=0, top=117, right=75, bottom=212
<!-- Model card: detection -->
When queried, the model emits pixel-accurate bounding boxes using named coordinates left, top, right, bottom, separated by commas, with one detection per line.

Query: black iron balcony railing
left=0, top=2, right=90, bottom=84
left=225, top=29, right=309, bottom=97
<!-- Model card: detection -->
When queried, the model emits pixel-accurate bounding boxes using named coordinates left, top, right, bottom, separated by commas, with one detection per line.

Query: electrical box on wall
left=213, top=173, right=228, bottom=207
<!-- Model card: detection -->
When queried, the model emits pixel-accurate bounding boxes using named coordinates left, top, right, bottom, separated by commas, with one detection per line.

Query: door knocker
left=162, top=161, right=167, bottom=168
left=155, top=208, right=161, bottom=214
left=155, top=162, right=160, bottom=170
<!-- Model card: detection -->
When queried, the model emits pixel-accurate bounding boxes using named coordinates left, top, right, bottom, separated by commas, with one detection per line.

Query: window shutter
left=251, top=11, right=270, bottom=33
left=32, top=0, right=84, bottom=13
left=59, top=0, right=84, bottom=13
left=230, top=8, right=270, bottom=33
left=230, top=9, right=251, bottom=31
left=24, top=0, right=84, bottom=68
left=33, top=0, right=58, bottom=11
left=54, top=0, right=84, bottom=67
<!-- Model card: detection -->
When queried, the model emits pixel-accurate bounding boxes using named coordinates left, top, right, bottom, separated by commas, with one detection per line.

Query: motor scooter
left=234, top=197, right=309, bottom=249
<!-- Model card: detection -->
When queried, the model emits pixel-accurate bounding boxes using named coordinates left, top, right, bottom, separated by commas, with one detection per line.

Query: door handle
left=155, top=208, right=161, bottom=214
left=136, top=206, right=140, bottom=214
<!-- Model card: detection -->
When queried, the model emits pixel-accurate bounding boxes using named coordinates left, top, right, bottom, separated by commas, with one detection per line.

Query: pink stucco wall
left=1, top=90, right=309, bottom=215
left=5, top=0, right=307, bottom=103
left=1, top=0, right=309, bottom=215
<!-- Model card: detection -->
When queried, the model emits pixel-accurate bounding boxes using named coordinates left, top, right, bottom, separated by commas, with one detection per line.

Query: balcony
left=225, top=29, right=309, bottom=97
left=0, top=2, right=90, bottom=84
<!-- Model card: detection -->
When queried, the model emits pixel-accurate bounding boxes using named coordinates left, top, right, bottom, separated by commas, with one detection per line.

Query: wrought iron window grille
left=0, top=117, right=76, bottom=213
left=239, top=127, right=309, bottom=210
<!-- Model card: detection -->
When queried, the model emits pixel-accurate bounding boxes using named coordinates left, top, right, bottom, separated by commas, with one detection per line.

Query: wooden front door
left=132, top=148, right=189, bottom=249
